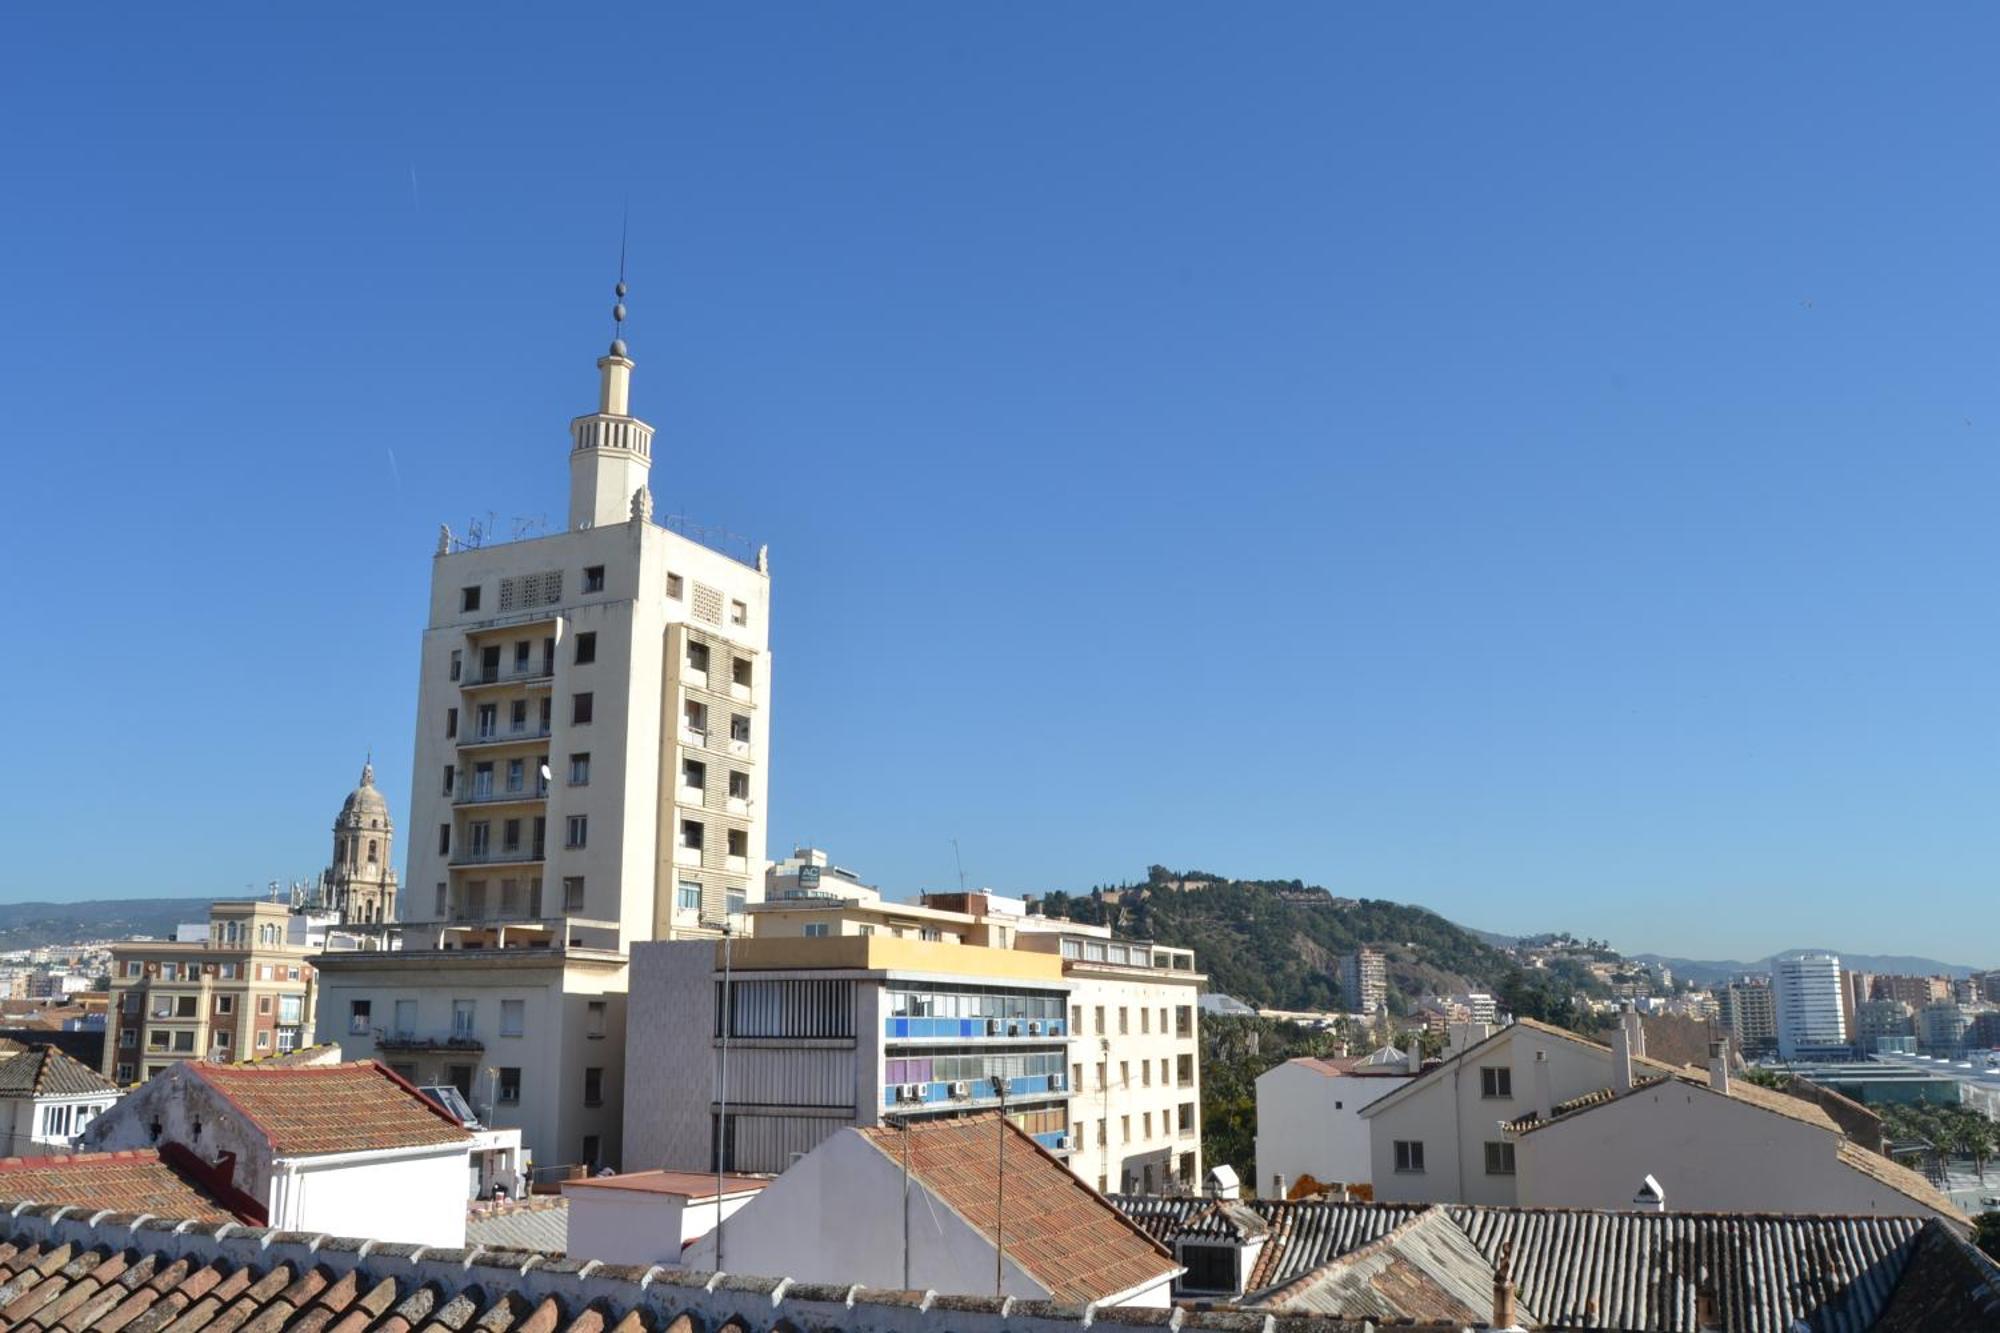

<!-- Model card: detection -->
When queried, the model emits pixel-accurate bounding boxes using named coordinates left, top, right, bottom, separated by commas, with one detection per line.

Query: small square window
left=681, top=819, right=703, bottom=851
left=584, top=1067, right=604, bottom=1107
left=587, top=1000, right=607, bottom=1037
left=666, top=572, right=684, bottom=600
left=1481, top=1067, right=1513, bottom=1099
left=498, top=1067, right=521, bottom=1103
left=683, top=758, right=706, bottom=792
left=566, top=815, right=588, bottom=849
left=804, top=922, right=831, bottom=938
left=575, top=631, right=597, bottom=665
left=730, top=599, right=748, bottom=626
left=563, top=877, right=586, bottom=913
left=727, top=829, right=748, bottom=858
left=678, top=880, right=702, bottom=910
left=569, top=753, right=591, bottom=785
left=1394, top=1140, right=1426, bottom=1173
left=583, top=565, right=606, bottom=593
left=728, top=770, right=749, bottom=800
left=461, top=586, right=482, bottom=612
left=732, top=657, right=752, bottom=688
left=730, top=714, right=751, bottom=743
left=687, top=641, right=710, bottom=673
left=572, top=693, right=594, bottom=725
left=1484, top=1141, right=1516, bottom=1176
left=500, top=999, right=525, bottom=1038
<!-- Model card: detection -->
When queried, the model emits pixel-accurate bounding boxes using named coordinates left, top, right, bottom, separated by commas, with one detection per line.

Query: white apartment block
left=624, top=878, right=1203, bottom=1192
left=315, top=306, right=771, bottom=1174
left=1254, top=1048, right=1415, bottom=1198
left=1773, top=952, right=1847, bottom=1060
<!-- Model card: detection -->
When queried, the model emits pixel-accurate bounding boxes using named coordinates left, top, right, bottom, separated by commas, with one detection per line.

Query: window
left=120, top=1029, right=137, bottom=1048
left=349, top=1000, right=371, bottom=1035
left=502, top=818, right=522, bottom=853
left=514, top=640, right=531, bottom=672
left=584, top=1067, right=604, bottom=1106
left=1394, top=1140, right=1426, bottom=1173
left=587, top=1001, right=607, bottom=1038
left=1094, top=1006, right=1105, bottom=1035
left=497, top=1067, right=521, bottom=1103
left=452, top=999, right=476, bottom=1038
left=439, top=824, right=451, bottom=855
left=732, top=657, right=752, bottom=688
left=1180, top=1243, right=1238, bottom=1296
left=258, top=992, right=272, bottom=1011
left=1119, top=1007, right=1129, bottom=1035
left=449, top=649, right=462, bottom=681
left=667, top=573, right=684, bottom=600
left=461, top=585, right=481, bottom=612
left=1121, top=1115, right=1131, bottom=1143
left=446, top=707, right=458, bottom=739
left=1142, top=1061, right=1152, bottom=1087
left=173, top=1031, right=195, bottom=1052
left=124, top=961, right=141, bottom=978
left=566, top=815, right=588, bottom=849
left=1072, top=1062, right=1082, bottom=1090
left=687, top=641, right=710, bottom=673
left=1141, top=1008, right=1150, bottom=1035
left=681, top=819, right=704, bottom=851
left=1179, top=1102, right=1195, bottom=1134
left=1484, top=1141, right=1516, bottom=1176
left=730, top=599, right=748, bottom=626
left=730, top=714, right=751, bottom=743
left=683, top=758, right=706, bottom=792
left=1481, top=1067, right=1513, bottom=1099
left=727, top=829, right=748, bottom=858
left=572, top=693, right=594, bottom=725
left=434, top=882, right=448, bottom=917
left=442, top=764, right=456, bottom=796
left=726, top=888, right=746, bottom=915
left=568, top=752, right=590, bottom=786
left=804, top=922, right=831, bottom=938
left=1120, top=1060, right=1129, bottom=1086
left=583, top=1133, right=602, bottom=1168
left=495, top=999, right=526, bottom=1038
left=148, top=1031, right=169, bottom=1050
left=575, top=631, right=596, bottom=665
left=583, top=565, right=605, bottom=593
left=727, top=770, right=749, bottom=800
left=1143, top=1111, right=1153, bottom=1138
left=176, top=995, right=197, bottom=1018
left=395, top=999, right=417, bottom=1035
left=115, top=1064, right=134, bottom=1083
left=684, top=700, right=708, bottom=738
left=563, top=877, right=586, bottom=913
left=678, top=880, right=702, bottom=911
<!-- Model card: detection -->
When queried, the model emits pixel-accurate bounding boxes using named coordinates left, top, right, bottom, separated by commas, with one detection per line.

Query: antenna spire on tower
left=610, top=204, right=630, bottom=356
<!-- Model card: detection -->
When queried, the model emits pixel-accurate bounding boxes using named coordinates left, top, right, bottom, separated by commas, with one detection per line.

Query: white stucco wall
left=273, top=1145, right=470, bottom=1246
left=1254, top=1063, right=1410, bottom=1196
left=681, top=1130, right=1170, bottom=1307
left=561, top=1186, right=762, bottom=1266
left=1514, top=1081, right=1950, bottom=1222
left=1364, top=1027, right=1617, bottom=1206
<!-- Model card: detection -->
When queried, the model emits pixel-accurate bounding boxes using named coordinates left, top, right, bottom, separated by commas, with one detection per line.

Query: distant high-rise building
left=1339, top=948, right=1386, bottom=1015
left=1772, top=952, right=1846, bottom=1059
left=1918, top=1002, right=1971, bottom=1058
left=1717, top=981, right=1777, bottom=1056
left=1839, top=970, right=1872, bottom=1043
left=1874, top=974, right=1948, bottom=1009
left=1854, top=999, right=1915, bottom=1053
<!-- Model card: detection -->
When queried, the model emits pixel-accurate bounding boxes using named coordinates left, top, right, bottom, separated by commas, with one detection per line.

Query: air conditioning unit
left=951, top=1080, right=970, bottom=1097
left=902, top=1083, right=923, bottom=1102
left=1007, top=1021, right=1023, bottom=1036
left=1027, top=1020, right=1042, bottom=1035
left=1050, top=1073, right=1066, bottom=1092
left=986, top=1018, right=1002, bottom=1035
left=1059, top=1134, right=1077, bottom=1152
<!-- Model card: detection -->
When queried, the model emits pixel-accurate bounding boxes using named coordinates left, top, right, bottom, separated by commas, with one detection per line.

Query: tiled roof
left=1260, top=1209, right=1536, bottom=1326
left=1243, top=1199, right=1431, bottom=1291
left=1834, top=1139, right=1967, bottom=1223
left=1106, top=1194, right=1206, bottom=1244
left=0, top=1149, right=259, bottom=1225
left=562, top=1169, right=771, bottom=1198
left=1713, top=1071, right=1840, bottom=1132
left=854, top=1114, right=1178, bottom=1304
left=192, top=1060, right=471, bottom=1156
left=1499, top=1083, right=1629, bottom=1134
left=0, top=1206, right=1406, bottom=1333
left=0, top=1045, right=118, bottom=1098
left=1449, top=1205, right=1927, bottom=1333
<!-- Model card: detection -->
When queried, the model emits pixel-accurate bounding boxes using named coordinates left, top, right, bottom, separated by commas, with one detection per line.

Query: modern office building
left=623, top=880, right=1202, bottom=1192
left=315, top=295, right=771, bottom=1173
left=1772, top=952, right=1847, bottom=1061
left=1716, top=981, right=1777, bottom=1057
left=1338, top=949, right=1386, bottom=1016
left=103, top=902, right=319, bottom=1084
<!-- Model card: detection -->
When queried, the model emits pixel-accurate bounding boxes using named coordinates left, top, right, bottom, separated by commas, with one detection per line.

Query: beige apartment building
left=103, top=901, right=319, bottom=1084
left=624, top=860, right=1203, bottom=1193
left=316, top=297, right=772, bottom=1173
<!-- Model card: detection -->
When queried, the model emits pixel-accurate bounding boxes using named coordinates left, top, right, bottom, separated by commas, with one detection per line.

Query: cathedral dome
left=337, top=760, right=392, bottom=831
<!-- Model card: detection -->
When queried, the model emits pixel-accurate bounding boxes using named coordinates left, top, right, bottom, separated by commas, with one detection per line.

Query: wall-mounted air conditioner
left=951, top=1080, right=970, bottom=1097
left=986, top=1018, right=1002, bottom=1035
left=1028, top=1020, right=1043, bottom=1035
left=1050, top=1073, right=1066, bottom=1092
left=1058, top=1134, right=1076, bottom=1151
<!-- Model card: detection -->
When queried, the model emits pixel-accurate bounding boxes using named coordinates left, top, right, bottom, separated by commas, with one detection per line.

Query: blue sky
left=2, top=7, right=1994, bottom=963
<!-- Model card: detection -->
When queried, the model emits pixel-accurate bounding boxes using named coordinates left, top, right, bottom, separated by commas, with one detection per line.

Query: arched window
left=368, top=839, right=378, bottom=864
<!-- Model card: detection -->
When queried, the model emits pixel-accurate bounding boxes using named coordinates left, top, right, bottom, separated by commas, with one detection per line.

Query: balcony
left=885, top=1016, right=1068, bottom=1042
left=461, top=664, right=554, bottom=691
left=453, top=782, right=550, bottom=807
left=681, top=725, right=709, bottom=750
left=374, top=1030, right=484, bottom=1054
left=674, top=844, right=703, bottom=868
left=449, top=846, right=546, bottom=868
left=879, top=1072, right=1069, bottom=1108
left=458, top=726, right=553, bottom=751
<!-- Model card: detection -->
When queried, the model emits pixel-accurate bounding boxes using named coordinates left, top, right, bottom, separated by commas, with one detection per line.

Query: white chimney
left=1624, top=1006, right=1647, bottom=1061
left=1533, top=1049, right=1553, bottom=1122
left=1633, top=1173, right=1665, bottom=1213
left=1271, top=1173, right=1287, bottom=1200
left=1708, top=1037, right=1731, bottom=1094
left=1611, top=1022, right=1634, bottom=1094
left=1407, top=1041, right=1422, bottom=1075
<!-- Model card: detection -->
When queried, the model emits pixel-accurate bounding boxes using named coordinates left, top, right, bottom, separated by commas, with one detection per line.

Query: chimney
left=1271, top=1173, right=1286, bottom=1200
left=1491, top=1241, right=1518, bottom=1330
left=1611, top=1021, right=1634, bottom=1094
left=1708, top=1037, right=1731, bottom=1094
left=1533, top=1049, right=1553, bottom=1122
left=1406, top=1040, right=1422, bottom=1075
left=1625, top=1007, right=1647, bottom=1061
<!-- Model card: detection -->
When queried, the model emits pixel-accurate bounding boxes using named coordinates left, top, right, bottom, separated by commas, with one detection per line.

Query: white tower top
left=569, top=279, right=656, bottom=530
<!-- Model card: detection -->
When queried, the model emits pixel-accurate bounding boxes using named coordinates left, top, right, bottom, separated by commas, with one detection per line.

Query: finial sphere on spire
left=613, top=303, right=627, bottom=323
left=610, top=338, right=628, bottom=357
left=616, top=280, right=628, bottom=298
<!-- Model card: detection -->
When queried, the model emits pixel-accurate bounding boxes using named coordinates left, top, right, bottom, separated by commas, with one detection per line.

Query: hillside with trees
left=1033, top=866, right=1579, bottom=1017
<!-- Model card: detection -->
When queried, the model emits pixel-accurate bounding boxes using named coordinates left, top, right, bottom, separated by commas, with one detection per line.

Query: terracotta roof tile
left=0, top=1151, right=258, bottom=1225
left=192, top=1063, right=470, bottom=1156
left=853, top=1114, right=1177, bottom=1304
left=0, top=1045, right=119, bottom=1098
left=1835, top=1139, right=1968, bottom=1224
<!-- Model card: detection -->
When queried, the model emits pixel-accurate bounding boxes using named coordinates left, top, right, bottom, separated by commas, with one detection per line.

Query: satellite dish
left=539, top=764, right=552, bottom=783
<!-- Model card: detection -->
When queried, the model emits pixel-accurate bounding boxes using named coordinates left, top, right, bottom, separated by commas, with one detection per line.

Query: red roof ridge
left=0, top=1148, right=160, bottom=1172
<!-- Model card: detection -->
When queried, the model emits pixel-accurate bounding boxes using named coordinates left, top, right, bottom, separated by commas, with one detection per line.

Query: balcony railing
left=885, top=1017, right=1068, bottom=1041
left=454, top=782, right=550, bottom=806
left=462, top=664, right=555, bottom=689
left=374, top=1030, right=485, bottom=1053
left=459, top=726, right=553, bottom=748
left=449, top=846, right=546, bottom=867
left=880, top=1072, right=1068, bottom=1108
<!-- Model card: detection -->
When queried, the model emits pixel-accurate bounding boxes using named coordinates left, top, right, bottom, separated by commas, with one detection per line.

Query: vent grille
left=499, top=571, right=564, bottom=612
left=692, top=582, right=725, bottom=625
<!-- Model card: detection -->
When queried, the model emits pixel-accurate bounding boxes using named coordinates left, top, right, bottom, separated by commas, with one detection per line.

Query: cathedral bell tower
left=326, top=759, right=398, bottom=924
left=568, top=279, right=656, bottom=530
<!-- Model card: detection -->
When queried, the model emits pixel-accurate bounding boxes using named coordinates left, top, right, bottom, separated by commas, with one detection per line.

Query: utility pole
left=993, top=1074, right=1008, bottom=1299
left=714, top=918, right=734, bottom=1272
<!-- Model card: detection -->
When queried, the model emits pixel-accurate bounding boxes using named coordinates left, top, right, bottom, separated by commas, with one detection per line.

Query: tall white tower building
left=315, top=287, right=774, bottom=1172
left=1772, top=951, right=1846, bottom=1060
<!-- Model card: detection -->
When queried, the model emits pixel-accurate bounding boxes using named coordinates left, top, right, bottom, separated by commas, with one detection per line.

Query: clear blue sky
left=3, top=7, right=1994, bottom=964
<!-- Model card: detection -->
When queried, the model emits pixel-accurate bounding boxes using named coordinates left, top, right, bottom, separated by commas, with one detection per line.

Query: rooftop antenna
left=610, top=202, right=630, bottom=356
left=952, top=838, right=967, bottom=893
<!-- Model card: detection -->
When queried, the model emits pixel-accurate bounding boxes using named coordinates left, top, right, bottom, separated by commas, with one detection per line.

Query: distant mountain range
left=0, top=897, right=223, bottom=951
left=1630, top=951, right=1981, bottom=987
